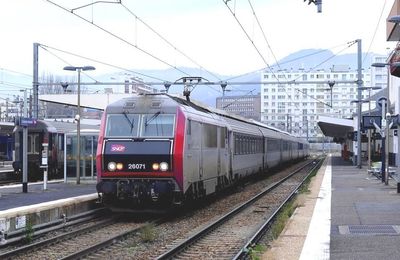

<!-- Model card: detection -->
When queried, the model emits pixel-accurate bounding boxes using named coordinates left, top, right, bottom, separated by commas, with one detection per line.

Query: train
left=96, top=93, right=309, bottom=209
left=0, top=122, right=14, bottom=161
left=13, top=119, right=99, bottom=181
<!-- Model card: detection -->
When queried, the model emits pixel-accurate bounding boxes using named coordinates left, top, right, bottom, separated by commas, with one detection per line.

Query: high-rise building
left=260, top=55, right=386, bottom=141
left=216, top=94, right=261, bottom=121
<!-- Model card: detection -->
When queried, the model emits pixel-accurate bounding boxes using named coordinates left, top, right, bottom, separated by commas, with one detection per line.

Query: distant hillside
left=123, top=49, right=384, bottom=106
left=272, top=49, right=381, bottom=71
left=1, top=49, right=385, bottom=107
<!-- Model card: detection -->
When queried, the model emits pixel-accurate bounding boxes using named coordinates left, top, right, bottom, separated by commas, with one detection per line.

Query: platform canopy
left=317, top=116, right=353, bottom=142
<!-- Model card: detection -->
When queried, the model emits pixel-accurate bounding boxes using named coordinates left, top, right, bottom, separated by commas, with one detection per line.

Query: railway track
left=156, top=158, right=322, bottom=259
left=0, top=214, right=158, bottom=260
left=0, top=158, right=322, bottom=259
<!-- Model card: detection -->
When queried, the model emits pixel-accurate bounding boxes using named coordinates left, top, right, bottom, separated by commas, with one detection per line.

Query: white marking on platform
left=0, top=193, right=98, bottom=218
left=0, top=179, right=64, bottom=190
left=299, top=155, right=331, bottom=260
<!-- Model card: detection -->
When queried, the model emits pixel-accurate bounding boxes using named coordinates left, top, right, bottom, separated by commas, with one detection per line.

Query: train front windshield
left=106, top=113, right=175, bottom=137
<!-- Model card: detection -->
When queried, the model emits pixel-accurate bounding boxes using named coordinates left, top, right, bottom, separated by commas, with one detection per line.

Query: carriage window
left=187, top=120, right=192, bottom=135
left=28, top=134, right=40, bottom=154
left=203, top=124, right=217, bottom=148
left=106, top=114, right=140, bottom=137
left=141, top=114, right=175, bottom=137
left=220, top=127, right=226, bottom=148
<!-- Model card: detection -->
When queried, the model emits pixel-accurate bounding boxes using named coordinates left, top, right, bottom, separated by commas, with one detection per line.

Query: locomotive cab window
left=141, top=114, right=175, bottom=137
left=106, top=114, right=140, bottom=137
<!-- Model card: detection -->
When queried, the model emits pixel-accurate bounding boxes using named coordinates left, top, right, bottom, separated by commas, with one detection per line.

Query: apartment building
left=260, top=56, right=387, bottom=141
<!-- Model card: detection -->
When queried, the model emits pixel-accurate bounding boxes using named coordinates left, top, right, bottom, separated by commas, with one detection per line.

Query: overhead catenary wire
left=245, top=0, right=301, bottom=109
left=0, top=68, right=33, bottom=79
left=223, top=0, right=302, bottom=109
left=222, top=0, right=270, bottom=69
left=233, top=1, right=358, bottom=109
left=362, top=0, right=387, bottom=64
left=224, top=41, right=355, bottom=81
left=46, top=0, right=192, bottom=77
left=39, top=45, right=99, bottom=83
left=39, top=44, right=168, bottom=82
left=285, top=41, right=357, bottom=108
left=119, top=2, right=222, bottom=81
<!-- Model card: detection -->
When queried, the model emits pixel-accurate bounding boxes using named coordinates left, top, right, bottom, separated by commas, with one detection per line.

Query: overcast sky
left=0, top=0, right=397, bottom=96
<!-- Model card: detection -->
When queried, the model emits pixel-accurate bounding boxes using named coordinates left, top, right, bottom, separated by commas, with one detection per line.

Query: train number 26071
left=128, top=163, right=146, bottom=170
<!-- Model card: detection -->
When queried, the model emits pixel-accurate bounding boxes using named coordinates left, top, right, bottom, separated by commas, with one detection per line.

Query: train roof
left=105, top=93, right=307, bottom=142
left=167, top=95, right=305, bottom=141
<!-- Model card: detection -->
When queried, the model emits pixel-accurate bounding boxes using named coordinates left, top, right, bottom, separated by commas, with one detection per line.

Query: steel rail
left=156, top=158, right=322, bottom=260
left=0, top=215, right=116, bottom=258
left=60, top=218, right=165, bottom=260
left=233, top=157, right=324, bottom=259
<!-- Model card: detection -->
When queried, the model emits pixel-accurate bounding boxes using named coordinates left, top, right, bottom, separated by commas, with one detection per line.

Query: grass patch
left=298, top=159, right=322, bottom=194
left=248, top=244, right=266, bottom=260
left=24, top=221, right=34, bottom=244
left=271, top=200, right=297, bottom=239
left=139, top=223, right=157, bottom=243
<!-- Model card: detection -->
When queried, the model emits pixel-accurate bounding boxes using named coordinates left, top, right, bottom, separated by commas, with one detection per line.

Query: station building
left=318, top=0, right=400, bottom=167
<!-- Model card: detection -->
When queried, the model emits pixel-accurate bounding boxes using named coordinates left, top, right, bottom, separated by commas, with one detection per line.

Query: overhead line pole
left=356, top=39, right=363, bottom=169
left=33, top=43, right=39, bottom=119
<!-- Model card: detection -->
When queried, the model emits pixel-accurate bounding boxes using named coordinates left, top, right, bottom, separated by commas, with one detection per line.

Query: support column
left=33, top=42, right=39, bottom=119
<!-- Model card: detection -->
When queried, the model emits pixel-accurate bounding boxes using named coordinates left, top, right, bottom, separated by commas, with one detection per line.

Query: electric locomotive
left=96, top=93, right=309, bottom=209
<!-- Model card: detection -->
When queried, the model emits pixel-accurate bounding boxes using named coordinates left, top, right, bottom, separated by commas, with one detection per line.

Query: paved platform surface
left=330, top=156, right=400, bottom=259
left=264, top=155, right=400, bottom=260
left=0, top=181, right=97, bottom=211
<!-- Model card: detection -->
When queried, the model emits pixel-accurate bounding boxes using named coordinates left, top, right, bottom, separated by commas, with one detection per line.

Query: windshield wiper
left=145, top=111, right=161, bottom=127
left=122, top=111, right=135, bottom=132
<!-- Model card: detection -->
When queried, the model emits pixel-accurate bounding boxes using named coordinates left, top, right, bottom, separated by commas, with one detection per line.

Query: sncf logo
left=110, top=144, right=126, bottom=152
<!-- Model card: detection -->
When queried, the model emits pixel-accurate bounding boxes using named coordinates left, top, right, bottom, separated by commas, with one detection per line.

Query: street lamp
left=324, top=80, right=335, bottom=107
left=63, top=66, right=95, bottom=184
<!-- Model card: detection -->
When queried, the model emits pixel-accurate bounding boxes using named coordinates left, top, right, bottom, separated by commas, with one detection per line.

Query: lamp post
left=63, top=66, right=95, bottom=184
left=325, top=81, right=335, bottom=107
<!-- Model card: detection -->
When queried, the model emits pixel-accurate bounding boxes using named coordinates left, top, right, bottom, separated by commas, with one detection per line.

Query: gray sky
left=0, top=0, right=397, bottom=97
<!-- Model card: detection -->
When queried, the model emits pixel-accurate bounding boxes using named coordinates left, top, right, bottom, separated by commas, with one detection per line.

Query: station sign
left=377, top=97, right=387, bottom=110
left=19, top=117, right=37, bottom=127
left=362, top=115, right=381, bottom=129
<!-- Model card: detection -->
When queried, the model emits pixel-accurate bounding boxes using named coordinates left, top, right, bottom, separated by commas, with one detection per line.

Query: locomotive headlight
left=160, top=162, right=169, bottom=171
left=107, top=162, right=117, bottom=171
left=152, top=163, right=160, bottom=171
left=116, top=163, right=123, bottom=170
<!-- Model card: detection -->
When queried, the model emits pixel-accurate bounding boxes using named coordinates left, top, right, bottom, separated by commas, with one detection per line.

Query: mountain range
left=0, top=49, right=384, bottom=107
left=123, top=49, right=382, bottom=106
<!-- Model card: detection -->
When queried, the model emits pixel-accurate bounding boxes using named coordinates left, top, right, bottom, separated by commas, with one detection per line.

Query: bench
left=388, top=167, right=400, bottom=193
left=367, top=162, right=382, bottom=179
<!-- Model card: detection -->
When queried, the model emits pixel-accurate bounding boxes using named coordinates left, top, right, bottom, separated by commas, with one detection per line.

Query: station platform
left=329, top=156, right=400, bottom=259
left=264, top=155, right=400, bottom=259
left=0, top=180, right=98, bottom=234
